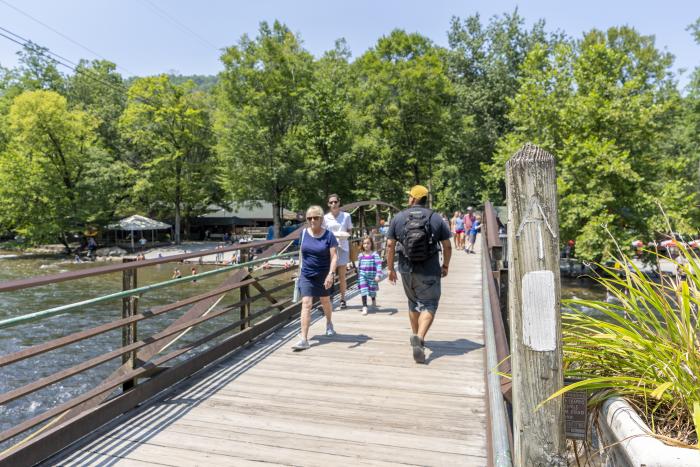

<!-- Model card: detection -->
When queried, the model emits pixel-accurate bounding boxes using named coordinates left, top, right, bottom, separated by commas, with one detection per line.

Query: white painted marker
left=521, top=270, right=556, bottom=351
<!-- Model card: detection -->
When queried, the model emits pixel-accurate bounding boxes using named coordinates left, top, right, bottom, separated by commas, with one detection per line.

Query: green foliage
left=0, top=90, right=109, bottom=245
left=352, top=30, right=461, bottom=207
left=447, top=10, right=552, bottom=208
left=552, top=248, right=700, bottom=446
left=216, top=21, right=314, bottom=237
left=120, top=75, right=218, bottom=243
left=486, top=27, right=682, bottom=260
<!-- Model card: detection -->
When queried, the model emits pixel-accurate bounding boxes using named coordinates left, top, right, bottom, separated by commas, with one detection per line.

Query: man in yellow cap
left=385, top=184, right=452, bottom=363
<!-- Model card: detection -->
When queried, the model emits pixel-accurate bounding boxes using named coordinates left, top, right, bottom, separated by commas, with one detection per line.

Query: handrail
left=0, top=267, right=291, bottom=367
left=0, top=251, right=297, bottom=330
left=481, top=201, right=513, bottom=467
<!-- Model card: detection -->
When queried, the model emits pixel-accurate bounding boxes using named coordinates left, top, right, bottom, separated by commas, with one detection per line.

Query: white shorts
left=337, top=247, right=350, bottom=266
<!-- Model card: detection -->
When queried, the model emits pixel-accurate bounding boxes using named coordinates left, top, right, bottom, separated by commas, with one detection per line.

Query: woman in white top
left=323, top=193, right=353, bottom=309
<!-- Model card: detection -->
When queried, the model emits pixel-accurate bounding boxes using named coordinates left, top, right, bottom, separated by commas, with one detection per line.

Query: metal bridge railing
left=481, top=201, right=513, bottom=467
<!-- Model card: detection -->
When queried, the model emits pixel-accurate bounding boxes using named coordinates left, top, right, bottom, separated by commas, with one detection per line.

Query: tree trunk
left=174, top=160, right=182, bottom=244
left=272, top=196, right=282, bottom=239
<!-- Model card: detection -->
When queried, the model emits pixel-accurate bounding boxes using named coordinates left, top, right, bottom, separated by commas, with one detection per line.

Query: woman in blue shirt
left=292, top=205, right=339, bottom=351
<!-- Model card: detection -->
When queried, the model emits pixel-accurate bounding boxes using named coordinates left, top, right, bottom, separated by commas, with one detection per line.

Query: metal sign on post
left=564, top=378, right=587, bottom=440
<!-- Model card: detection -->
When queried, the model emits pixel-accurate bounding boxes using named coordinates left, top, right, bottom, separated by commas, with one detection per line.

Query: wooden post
left=240, top=249, right=251, bottom=331
left=121, top=260, right=138, bottom=391
left=506, top=143, right=565, bottom=466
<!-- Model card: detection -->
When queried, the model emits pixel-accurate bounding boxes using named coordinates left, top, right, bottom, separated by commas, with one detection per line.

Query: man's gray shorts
left=400, top=271, right=441, bottom=315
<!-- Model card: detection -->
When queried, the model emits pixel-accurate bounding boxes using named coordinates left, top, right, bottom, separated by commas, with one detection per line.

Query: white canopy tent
left=108, top=215, right=171, bottom=250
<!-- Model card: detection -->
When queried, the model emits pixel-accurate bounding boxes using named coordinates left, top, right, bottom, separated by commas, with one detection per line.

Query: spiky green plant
left=549, top=246, right=700, bottom=447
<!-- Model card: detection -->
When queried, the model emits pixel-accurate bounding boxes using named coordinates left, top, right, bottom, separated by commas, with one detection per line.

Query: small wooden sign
left=564, top=386, right=587, bottom=440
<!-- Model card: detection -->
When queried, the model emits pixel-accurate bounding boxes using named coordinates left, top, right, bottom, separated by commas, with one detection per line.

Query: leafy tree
left=120, top=75, right=218, bottom=243
left=295, top=39, right=355, bottom=206
left=66, top=60, right=127, bottom=156
left=216, top=21, right=313, bottom=238
left=352, top=30, right=458, bottom=207
left=447, top=11, right=552, bottom=207
left=485, top=27, right=680, bottom=260
left=0, top=90, right=108, bottom=247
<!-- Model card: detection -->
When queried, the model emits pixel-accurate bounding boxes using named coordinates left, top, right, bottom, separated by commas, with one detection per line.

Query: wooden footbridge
left=0, top=200, right=513, bottom=467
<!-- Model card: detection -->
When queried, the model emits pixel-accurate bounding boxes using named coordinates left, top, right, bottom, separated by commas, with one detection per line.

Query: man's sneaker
left=361, top=306, right=368, bottom=315
left=339, top=299, right=347, bottom=309
left=326, top=323, right=336, bottom=336
left=292, top=339, right=310, bottom=351
left=410, top=334, right=425, bottom=364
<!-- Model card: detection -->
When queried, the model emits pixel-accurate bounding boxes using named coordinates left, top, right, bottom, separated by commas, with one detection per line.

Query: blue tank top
left=454, top=217, right=464, bottom=230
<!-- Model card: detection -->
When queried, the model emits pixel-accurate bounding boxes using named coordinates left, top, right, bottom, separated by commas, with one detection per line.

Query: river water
left=0, top=251, right=296, bottom=450
left=0, top=252, right=606, bottom=451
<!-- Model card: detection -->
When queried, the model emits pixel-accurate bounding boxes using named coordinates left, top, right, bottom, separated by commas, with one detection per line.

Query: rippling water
left=0, top=251, right=295, bottom=450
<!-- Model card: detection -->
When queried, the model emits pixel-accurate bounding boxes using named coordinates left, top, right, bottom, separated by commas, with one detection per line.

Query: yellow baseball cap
left=406, top=185, right=429, bottom=199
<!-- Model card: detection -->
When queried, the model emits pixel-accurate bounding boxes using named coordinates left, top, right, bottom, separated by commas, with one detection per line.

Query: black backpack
left=401, top=209, right=437, bottom=262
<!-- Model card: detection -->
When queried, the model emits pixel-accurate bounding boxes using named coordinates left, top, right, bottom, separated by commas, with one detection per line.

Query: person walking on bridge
left=323, top=194, right=353, bottom=309
left=292, top=205, right=339, bottom=351
left=386, top=185, right=452, bottom=363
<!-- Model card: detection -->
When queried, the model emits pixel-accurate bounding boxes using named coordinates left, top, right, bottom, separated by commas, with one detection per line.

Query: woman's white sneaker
left=361, top=306, right=368, bottom=315
left=292, top=339, right=310, bottom=351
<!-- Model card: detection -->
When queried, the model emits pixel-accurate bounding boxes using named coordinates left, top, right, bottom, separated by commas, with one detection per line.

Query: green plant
left=550, top=246, right=700, bottom=448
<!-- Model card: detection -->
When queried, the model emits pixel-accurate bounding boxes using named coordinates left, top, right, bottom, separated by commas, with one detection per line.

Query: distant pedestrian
left=451, top=211, right=465, bottom=250
left=462, top=208, right=476, bottom=251
left=466, top=215, right=481, bottom=253
left=292, top=205, right=339, bottom=351
left=172, top=268, right=181, bottom=279
left=357, top=236, right=383, bottom=315
left=191, top=266, right=197, bottom=282
left=323, top=194, right=352, bottom=309
left=386, top=185, right=452, bottom=364
left=87, top=237, right=97, bottom=259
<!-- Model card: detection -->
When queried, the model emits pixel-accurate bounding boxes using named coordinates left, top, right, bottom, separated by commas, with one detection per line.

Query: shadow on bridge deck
left=46, top=246, right=488, bottom=466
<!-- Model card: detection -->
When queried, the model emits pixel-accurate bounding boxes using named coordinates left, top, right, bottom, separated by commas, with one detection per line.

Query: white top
left=323, top=211, right=352, bottom=250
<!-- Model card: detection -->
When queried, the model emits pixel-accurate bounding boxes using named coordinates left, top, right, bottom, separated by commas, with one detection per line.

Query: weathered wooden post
left=506, top=143, right=565, bottom=466
left=121, top=259, right=138, bottom=391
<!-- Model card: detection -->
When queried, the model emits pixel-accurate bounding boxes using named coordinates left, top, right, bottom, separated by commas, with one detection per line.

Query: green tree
left=120, top=75, right=218, bottom=244
left=352, top=30, right=458, bottom=206
left=216, top=21, right=313, bottom=238
left=447, top=11, right=552, bottom=207
left=0, top=90, right=107, bottom=246
left=485, top=27, right=680, bottom=259
left=66, top=59, right=127, bottom=156
left=295, top=39, right=355, bottom=206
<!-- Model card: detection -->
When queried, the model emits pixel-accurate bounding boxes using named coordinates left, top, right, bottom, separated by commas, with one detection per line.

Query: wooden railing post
left=506, top=143, right=565, bottom=466
left=240, top=248, right=251, bottom=331
left=121, top=260, right=138, bottom=391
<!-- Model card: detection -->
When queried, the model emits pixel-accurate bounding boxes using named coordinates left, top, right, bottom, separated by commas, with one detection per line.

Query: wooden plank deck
left=48, top=247, right=488, bottom=466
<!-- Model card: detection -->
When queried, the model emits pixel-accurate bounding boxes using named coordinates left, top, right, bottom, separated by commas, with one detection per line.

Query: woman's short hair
left=306, top=205, right=324, bottom=218
left=327, top=193, right=340, bottom=202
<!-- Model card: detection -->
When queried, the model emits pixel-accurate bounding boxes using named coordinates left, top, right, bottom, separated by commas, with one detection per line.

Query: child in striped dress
left=357, top=236, right=383, bottom=315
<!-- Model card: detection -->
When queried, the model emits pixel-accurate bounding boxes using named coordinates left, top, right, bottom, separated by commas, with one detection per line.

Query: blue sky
left=0, top=0, right=698, bottom=88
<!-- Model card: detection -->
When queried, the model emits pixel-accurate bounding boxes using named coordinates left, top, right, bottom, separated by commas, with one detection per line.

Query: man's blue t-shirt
left=300, top=229, right=338, bottom=277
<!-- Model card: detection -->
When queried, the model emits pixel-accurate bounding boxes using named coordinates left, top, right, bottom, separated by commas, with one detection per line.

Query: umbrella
left=108, top=215, right=171, bottom=251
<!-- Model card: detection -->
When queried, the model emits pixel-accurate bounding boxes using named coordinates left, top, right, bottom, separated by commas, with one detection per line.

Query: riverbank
left=0, top=241, right=255, bottom=265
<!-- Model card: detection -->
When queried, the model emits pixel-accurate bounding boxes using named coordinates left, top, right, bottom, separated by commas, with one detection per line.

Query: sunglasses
left=306, top=216, right=322, bottom=221
left=328, top=200, right=339, bottom=205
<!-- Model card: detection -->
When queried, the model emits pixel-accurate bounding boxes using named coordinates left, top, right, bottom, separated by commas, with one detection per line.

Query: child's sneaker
left=361, top=306, right=368, bottom=315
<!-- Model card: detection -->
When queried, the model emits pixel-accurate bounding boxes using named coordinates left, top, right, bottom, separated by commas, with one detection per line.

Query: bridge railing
left=481, top=201, right=513, bottom=467
left=0, top=200, right=397, bottom=467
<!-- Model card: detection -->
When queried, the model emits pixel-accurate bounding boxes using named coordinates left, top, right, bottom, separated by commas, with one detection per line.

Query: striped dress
left=357, top=251, right=383, bottom=297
